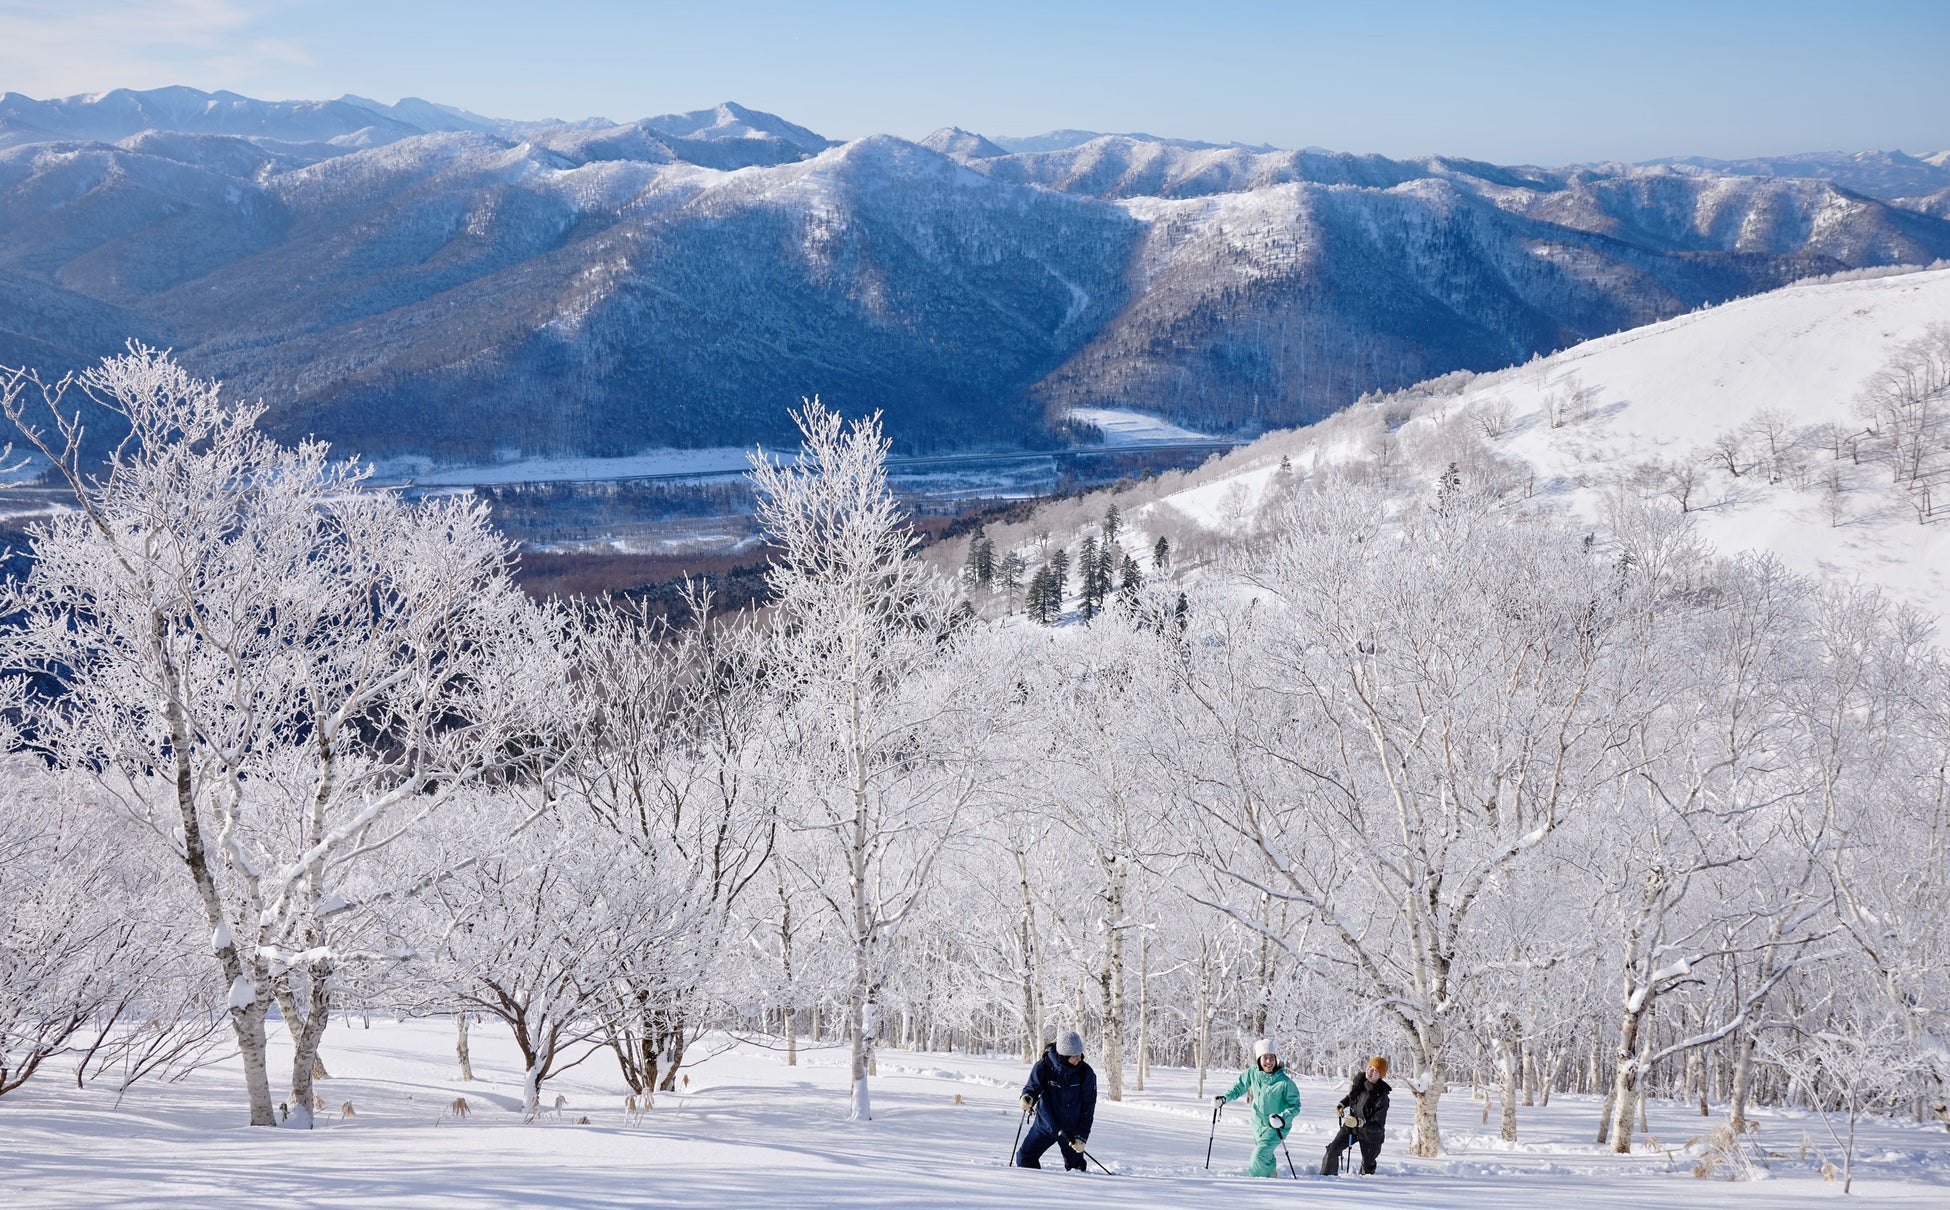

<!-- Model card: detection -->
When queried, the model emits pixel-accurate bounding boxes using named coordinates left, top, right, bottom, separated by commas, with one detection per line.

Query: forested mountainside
left=2, top=86, right=1947, bottom=460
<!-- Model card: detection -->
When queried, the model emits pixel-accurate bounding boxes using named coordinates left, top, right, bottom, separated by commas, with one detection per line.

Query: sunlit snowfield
left=1, top=1019, right=1945, bottom=1207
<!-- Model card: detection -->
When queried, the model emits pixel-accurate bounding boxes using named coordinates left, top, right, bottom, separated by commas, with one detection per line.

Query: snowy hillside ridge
left=1133, top=267, right=1950, bottom=614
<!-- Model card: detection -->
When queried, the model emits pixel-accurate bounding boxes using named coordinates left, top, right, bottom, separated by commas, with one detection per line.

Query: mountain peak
left=919, top=126, right=1007, bottom=159
left=639, top=102, right=831, bottom=153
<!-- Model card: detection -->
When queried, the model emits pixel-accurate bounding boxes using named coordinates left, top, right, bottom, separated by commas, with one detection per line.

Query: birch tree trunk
left=1728, top=920, right=1794, bottom=1133
left=1409, top=1032, right=1445, bottom=1158
left=1609, top=1002, right=1647, bottom=1153
left=286, top=960, right=333, bottom=1129
left=845, top=609, right=875, bottom=1122
left=1019, top=911, right=1037, bottom=1063
left=233, top=997, right=275, bottom=1126
left=1016, top=851, right=1039, bottom=1063
left=1541, top=1048, right=1567, bottom=1107
left=1251, top=890, right=1272, bottom=1036
left=1498, top=1033, right=1520, bottom=1142
left=1101, top=857, right=1126, bottom=1102
left=172, top=692, right=276, bottom=1127
left=1135, top=929, right=1149, bottom=1093
left=521, top=1049, right=551, bottom=1120
left=778, top=869, right=798, bottom=1068
left=456, top=1014, right=475, bottom=1082
left=1193, top=957, right=1212, bottom=1100
left=1728, top=1030, right=1757, bottom=1133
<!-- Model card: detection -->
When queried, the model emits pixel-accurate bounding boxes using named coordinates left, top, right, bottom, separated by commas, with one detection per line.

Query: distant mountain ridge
left=1, top=85, right=1947, bottom=461
left=1644, top=149, right=1950, bottom=204
left=989, top=129, right=1283, bottom=155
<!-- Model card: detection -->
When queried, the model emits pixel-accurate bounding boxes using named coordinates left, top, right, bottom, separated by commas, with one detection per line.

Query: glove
left=1214, top=1095, right=1227, bottom=1105
left=1341, top=1113, right=1361, bottom=1129
left=1020, top=1095, right=1035, bottom=1113
left=1269, top=1113, right=1285, bottom=1132
left=1069, top=1138, right=1086, bottom=1152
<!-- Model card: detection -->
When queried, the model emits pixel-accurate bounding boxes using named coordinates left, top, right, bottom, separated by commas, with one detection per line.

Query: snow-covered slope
left=1159, top=267, right=1950, bottom=612
left=5, top=1017, right=1945, bottom=1206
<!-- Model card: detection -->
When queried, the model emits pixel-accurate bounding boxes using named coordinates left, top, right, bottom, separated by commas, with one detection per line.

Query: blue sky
left=1, top=0, right=1944, bottom=163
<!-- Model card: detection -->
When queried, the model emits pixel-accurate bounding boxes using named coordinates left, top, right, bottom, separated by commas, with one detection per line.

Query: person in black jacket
left=1320, top=1055, right=1391, bottom=1175
left=1015, top=1030, right=1096, bottom=1171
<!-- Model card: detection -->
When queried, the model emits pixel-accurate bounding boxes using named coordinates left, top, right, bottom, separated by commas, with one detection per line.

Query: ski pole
left=1077, top=1145, right=1117, bottom=1176
left=1271, top=1114, right=1298, bottom=1180
left=1010, top=1104, right=1030, bottom=1167
left=1205, top=1098, right=1223, bottom=1169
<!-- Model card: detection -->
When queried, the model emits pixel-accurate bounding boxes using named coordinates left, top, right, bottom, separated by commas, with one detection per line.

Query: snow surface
left=1067, top=407, right=1213, bottom=445
left=375, top=447, right=756, bottom=487
left=1162, top=267, right=1950, bottom=614
left=374, top=410, right=1215, bottom=489
left=1, top=1018, right=1944, bottom=1207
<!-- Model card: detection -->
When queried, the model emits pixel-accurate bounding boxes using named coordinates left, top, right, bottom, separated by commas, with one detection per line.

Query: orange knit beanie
left=1368, top=1056, right=1390, bottom=1077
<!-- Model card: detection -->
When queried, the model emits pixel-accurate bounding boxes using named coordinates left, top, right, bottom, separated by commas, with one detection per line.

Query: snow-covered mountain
left=1644, top=149, right=1950, bottom=206
left=0, top=86, right=607, bottom=149
left=989, top=129, right=1282, bottom=155
left=918, top=127, right=1009, bottom=159
left=2, top=86, right=1948, bottom=462
left=1146, top=266, right=1950, bottom=612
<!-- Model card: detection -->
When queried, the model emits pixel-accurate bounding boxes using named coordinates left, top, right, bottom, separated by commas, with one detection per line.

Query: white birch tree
left=0, top=347, right=566, bottom=1127
left=750, top=400, right=987, bottom=1121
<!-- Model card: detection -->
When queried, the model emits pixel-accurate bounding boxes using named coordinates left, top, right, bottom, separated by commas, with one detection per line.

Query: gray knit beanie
left=1055, top=1030, right=1084, bottom=1057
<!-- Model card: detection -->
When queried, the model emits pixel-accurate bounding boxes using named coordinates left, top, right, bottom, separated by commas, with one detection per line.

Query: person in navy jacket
left=1015, top=1030, right=1097, bottom=1170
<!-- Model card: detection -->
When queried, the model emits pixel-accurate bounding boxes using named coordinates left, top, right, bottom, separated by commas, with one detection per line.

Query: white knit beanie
left=1056, top=1030, right=1084, bottom=1057
left=1252, top=1037, right=1277, bottom=1060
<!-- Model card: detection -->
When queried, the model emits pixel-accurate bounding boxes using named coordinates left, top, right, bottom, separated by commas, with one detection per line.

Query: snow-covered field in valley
left=373, top=446, right=757, bottom=487
left=1065, top=407, right=1215, bottom=445
left=1, top=1019, right=1944, bottom=1208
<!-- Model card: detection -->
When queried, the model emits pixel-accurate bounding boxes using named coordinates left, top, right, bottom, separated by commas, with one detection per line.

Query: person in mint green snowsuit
left=1216, top=1036, right=1301, bottom=1178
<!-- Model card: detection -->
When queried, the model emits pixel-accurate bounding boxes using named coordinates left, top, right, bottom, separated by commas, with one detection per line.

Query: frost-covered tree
left=1587, top=556, right=1833, bottom=1153
left=1759, top=1006, right=1922, bottom=1193
left=557, top=592, right=777, bottom=1095
left=1819, top=590, right=1950, bottom=1132
left=1007, top=621, right=1178, bottom=1100
left=0, top=347, right=566, bottom=1127
left=750, top=401, right=988, bottom=1121
left=403, top=784, right=697, bottom=1118
left=1169, top=488, right=1655, bottom=1156
left=0, top=757, right=200, bottom=1100
left=1855, top=322, right=1949, bottom=488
